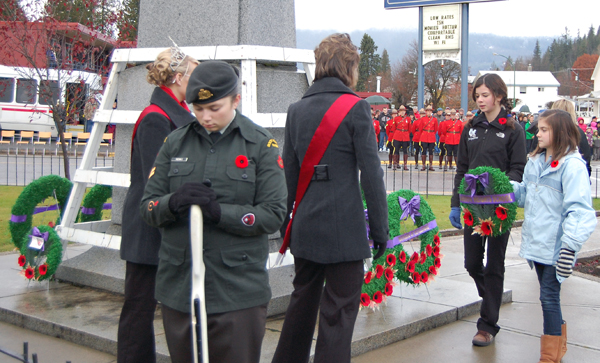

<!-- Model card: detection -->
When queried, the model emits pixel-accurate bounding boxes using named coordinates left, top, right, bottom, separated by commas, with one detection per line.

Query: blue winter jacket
left=512, top=150, right=596, bottom=283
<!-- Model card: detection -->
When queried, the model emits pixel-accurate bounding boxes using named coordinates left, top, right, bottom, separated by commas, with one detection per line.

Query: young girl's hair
left=531, top=109, right=580, bottom=161
left=146, top=48, right=199, bottom=86
left=470, top=73, right=515, bottom=128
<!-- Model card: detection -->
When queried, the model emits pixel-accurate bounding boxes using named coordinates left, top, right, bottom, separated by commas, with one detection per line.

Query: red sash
left=278, top=94, right=361, bottom=256
left=131, top=104, right=172, bottom=154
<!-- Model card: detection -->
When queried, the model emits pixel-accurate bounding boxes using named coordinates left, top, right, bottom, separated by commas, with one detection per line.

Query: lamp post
left=493, top=53, right=516, bottom=108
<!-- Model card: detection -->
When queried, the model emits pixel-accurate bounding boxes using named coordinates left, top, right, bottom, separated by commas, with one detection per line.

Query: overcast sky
left=295, top=0, right=598, bottom=38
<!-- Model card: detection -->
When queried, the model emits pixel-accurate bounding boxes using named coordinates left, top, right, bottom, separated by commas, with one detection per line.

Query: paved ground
left=1, top=222, right=599, bottom=363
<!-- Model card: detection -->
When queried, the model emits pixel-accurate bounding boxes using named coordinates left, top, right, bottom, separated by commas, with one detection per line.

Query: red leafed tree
left=571, top=54, right=599, bottom=95
left=0, top=0, right=124, bottom=179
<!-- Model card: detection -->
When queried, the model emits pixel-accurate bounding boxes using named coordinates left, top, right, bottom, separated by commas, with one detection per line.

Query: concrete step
left=0, top=248, right=511, bottom=362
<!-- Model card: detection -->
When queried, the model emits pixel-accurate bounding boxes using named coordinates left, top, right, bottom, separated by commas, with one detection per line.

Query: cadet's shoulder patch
left=147, top=200, right=159, bottom=211
left=277, top=155, right=284, bottom=169
left=267, top=139, right=278, bottom=148
left=242, top=213, right=255, bottom=226
left=148, top=166, right=156, bottom=179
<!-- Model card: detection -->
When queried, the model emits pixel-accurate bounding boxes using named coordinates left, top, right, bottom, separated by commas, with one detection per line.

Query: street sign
left=385, top=0, right=503, bottom=10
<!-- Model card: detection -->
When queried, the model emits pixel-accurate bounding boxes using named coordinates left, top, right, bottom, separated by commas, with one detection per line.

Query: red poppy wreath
left=458, top=166, right=517, bottom=237
left=361, top=189, right=441, bottom=310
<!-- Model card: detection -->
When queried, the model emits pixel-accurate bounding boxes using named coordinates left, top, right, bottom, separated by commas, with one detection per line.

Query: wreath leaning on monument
left=361, top=189, right=442, bottom=310
left=78, top=185, right=113, bottom=223
left=458, top=166, right=517, bottom=236
left=17, top=225, right=62, bottom=281
left=9, top=175, right=72, bottom=249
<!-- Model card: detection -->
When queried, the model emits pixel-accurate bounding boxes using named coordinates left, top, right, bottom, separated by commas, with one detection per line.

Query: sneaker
left=472, top=330, right=494, bottom=347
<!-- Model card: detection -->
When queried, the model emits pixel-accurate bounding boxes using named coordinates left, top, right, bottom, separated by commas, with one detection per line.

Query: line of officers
left=373, top=105, right=474, bottom=171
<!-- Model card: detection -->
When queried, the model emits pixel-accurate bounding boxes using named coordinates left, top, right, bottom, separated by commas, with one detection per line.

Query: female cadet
left=449, top=73, right=527, bottom=347
left=118, top=46, right=197, bottom=363
left=391, top=105, right=412, bottom=170
left=271, top=33, right=389, bottom=363
left=140, top=60, right=287, bottom=363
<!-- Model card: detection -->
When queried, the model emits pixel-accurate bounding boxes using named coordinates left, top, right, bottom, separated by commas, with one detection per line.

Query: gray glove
left=556, top=248, right=575, bottom=279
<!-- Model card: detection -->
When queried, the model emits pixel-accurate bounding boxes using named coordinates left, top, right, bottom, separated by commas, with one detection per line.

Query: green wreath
left=17, top=225, right=62, bottom=281
left=361, top=189, right=441, bottom=309
left=458, top=166, right=517, bottom=237
left=9, top=175, right=72, bottom=249
left=77, top=185, right=112, bottom=223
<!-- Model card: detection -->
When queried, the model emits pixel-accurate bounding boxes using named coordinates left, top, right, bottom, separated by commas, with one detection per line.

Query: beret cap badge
left=198, top=89, right=213, bottom=100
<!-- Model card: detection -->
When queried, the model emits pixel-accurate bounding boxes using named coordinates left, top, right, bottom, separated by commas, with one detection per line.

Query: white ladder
left=56, top=45, right=315, bottom=251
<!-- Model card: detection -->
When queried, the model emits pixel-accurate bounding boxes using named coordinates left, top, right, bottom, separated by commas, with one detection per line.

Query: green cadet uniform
left=140, top=111, right=287, bottom=315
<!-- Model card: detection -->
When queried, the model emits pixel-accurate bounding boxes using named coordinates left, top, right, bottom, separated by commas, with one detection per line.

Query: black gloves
left=168, top=182, right=221, bottom=222
left=372, top=240, right=387, bottom=260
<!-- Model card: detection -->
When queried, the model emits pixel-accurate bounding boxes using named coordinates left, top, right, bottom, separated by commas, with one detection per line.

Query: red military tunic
left=411, top=117, right=423, bottom=143
left=419, top=116, right=438, bottom=143
left=438, top=119, right=450, bottom=144
left=444, top=119, right=464, bottom=145
left=392, top=116, right=411, bottom=142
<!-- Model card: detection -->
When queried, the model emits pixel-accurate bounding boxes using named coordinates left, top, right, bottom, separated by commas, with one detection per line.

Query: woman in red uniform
left=411, top=109, right=424, bottom=169
left=391, top=105, right=412, bottom=170
left=443, top=109, right=464, bottom=171
left=438, top=111, right=451, bottom=169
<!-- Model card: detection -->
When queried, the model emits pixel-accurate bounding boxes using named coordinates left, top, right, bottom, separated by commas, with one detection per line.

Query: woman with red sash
left=272, top=33, right=389, bottom=363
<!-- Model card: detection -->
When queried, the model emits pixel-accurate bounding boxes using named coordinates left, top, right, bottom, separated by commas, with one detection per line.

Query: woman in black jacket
left=448, top=73, right=527, bottom=347
left=117, top=46, right=197, bottom=363
left=272, top=33, right=389, bottom=363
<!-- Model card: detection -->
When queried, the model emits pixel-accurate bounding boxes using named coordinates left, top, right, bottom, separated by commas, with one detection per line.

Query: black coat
left=451, top=108, right=527, bottom=208
left=120, top=87, right=195, bottom=264
left=281, top=77, right=389, bottom=264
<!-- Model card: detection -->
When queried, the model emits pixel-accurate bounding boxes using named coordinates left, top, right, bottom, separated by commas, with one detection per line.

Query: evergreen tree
left=357, top=33, right=381, bottom=92
left=117, top=0, right=140, bottom=41
left=532, top=40, right=542, bottom=70
left=587, top=25, right=599, bottom=55
left=380, top=49, right=391, bottom=90
left=503, top=56, right=514, bottom=71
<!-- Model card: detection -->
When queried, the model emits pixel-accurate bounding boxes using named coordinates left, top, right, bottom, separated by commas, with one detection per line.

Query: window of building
left=0, top=78, right=15, bottom=103
left=520, top=86, right=527, bottom=94
left=538, top=87, right=545, bottom=92
left=16, top=79, right=38, bottom=104
left=39, top=80, right=60, bottom=106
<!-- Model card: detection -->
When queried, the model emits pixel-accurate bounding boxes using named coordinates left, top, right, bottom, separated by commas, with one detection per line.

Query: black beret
left=186, top=60, right=239, bottom=104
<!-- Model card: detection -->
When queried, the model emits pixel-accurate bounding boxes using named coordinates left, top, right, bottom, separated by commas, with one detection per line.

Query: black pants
left=463, top=227, right=510, bottom=336
left=272, top=258, right=363, bottom=363
left=117, top=261, right=158, bottom=363
left=162, top=303, right=268, bottom=363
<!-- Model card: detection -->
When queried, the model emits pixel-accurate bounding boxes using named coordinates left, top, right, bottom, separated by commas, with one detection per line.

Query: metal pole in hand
left=191, top=205, right=209, bottom=363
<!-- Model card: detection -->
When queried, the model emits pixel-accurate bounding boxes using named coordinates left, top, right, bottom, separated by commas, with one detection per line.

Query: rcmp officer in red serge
left=390, top=105, right=412, bottom=170
left=271, top=33, right=389, bottom=363
left=419, top=105, right=438, bottom=171
left=140, top=60, right=287, bottom=363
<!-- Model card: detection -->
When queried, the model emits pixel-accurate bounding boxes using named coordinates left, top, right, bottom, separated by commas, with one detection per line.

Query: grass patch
left=0, top=186, right=112, bottom=253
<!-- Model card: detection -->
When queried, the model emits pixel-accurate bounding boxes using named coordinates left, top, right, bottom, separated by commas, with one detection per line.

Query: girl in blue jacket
left=512, top=109, right=597, bottom=363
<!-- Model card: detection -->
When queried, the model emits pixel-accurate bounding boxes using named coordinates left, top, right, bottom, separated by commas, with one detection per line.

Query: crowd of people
left=115, top=33, right=597, bottom=363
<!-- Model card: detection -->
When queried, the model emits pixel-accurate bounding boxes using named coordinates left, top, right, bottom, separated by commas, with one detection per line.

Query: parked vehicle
left=0, top=65, right=102, bottom=137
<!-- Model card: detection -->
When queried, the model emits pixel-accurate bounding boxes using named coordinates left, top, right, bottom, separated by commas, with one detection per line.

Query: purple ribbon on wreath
left=464, top=172, right=489, bottom=197
left=398, top=195, right=421, bottom=223
left=28, top=227, right=48, bottom=251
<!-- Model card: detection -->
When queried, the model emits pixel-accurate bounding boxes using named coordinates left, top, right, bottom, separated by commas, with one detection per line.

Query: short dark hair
left=314, top=33, right=360, bottom=87
left=532, top=109, right=580, bottom=161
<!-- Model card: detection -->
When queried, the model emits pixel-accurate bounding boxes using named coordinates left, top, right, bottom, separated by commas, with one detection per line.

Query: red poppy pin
left=463, top=209, right=474, bottom=226
left=364, top=271, right=373, bottom=284
left=429, top=265, right=438, bottom=275
left=498, top=118, right=507, bottom=125
left=426, top=244, right=433, bottom=257
left=412, top=271, right=421, bottom=284
left=38, top=264, right=48, bottom=276
left=18, top=255, right=26, bottom=267
left=235, top=155, right=248, bottom=168
left=495, top=205, right=508, bottom=221
left=399, top=250, right=407, bottom=263
left=385, top=267, right=394, bottom=282
left=277, top=155, right=284, bottom=169
left=25, top=267, right=35, bottom=279
left=376, top=264, right=384, bottom=279
left=241, top=213, right=255, bottom=226
left=386, top=253, right=396, bottom=267
left=421, top=271, right=429, bottom=283
left=385, top=282, right=394, bottom=296
left=360, top=293, right=370, bottom=307
left=373, top=291, right=383, bottom=304
left=550, top=160, right=559, bottom=168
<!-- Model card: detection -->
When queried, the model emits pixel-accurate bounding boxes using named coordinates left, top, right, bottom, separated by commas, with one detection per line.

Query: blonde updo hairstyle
left=146, top=48, right=199, bottom=86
